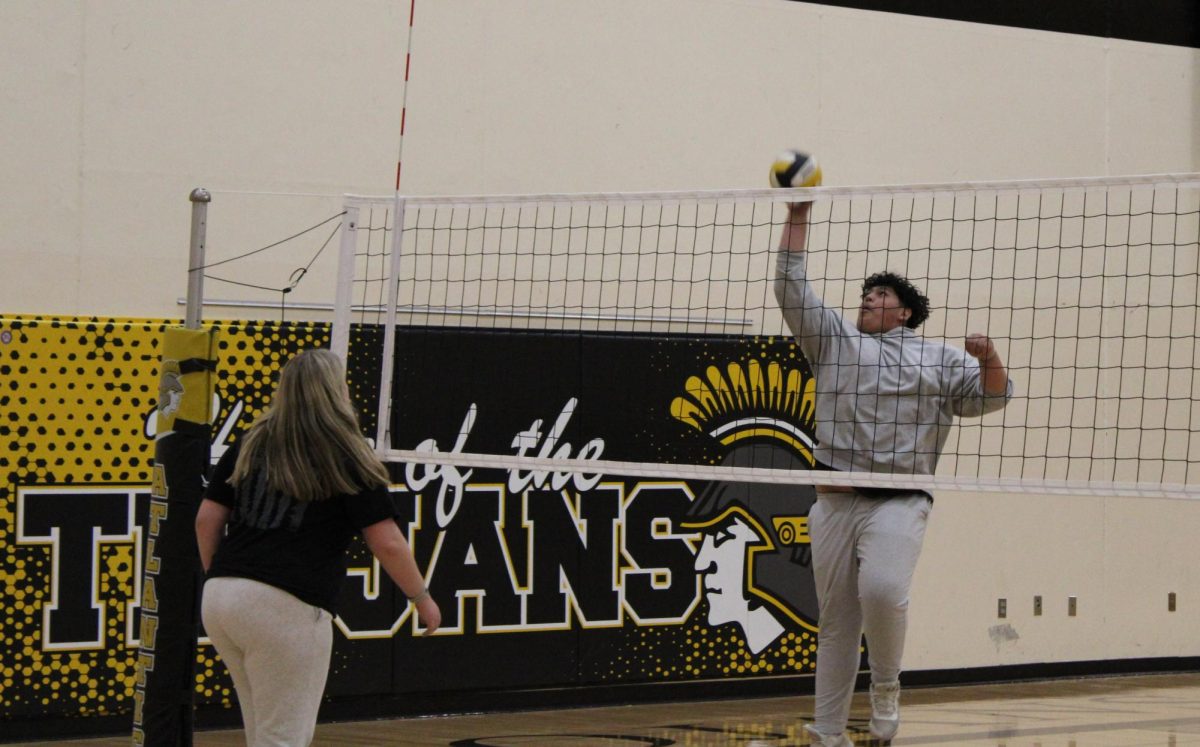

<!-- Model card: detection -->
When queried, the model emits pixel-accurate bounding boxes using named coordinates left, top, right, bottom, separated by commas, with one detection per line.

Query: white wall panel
left=0, top=0, right=1197, bottom=675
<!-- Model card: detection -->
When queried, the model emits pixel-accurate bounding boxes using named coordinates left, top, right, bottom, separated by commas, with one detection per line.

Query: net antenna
left=331, top=174, right=1200, bottom=501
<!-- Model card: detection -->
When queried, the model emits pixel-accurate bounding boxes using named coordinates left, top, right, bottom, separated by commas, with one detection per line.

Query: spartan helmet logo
left=157, top=362, right=185, bottom=420
left=671, top=359, right=819, bottom=653
left=681, top=443, right=818, bottom=653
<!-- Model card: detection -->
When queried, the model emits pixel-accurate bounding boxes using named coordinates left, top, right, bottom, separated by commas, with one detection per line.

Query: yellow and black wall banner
left=1, top=315, right=823, bottom=740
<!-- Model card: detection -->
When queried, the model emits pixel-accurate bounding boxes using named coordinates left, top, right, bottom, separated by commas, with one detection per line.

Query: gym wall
left=0, top=0, right=1197, bottom=738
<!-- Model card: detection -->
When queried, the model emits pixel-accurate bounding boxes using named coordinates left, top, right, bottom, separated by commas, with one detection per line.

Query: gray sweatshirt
left=774, top=251, right=1013, bottom=476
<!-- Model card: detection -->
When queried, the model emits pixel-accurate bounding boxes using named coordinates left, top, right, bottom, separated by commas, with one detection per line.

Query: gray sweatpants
left=808, top=492, right=931, bottom=735
left=201, top=576, right=333, bottom=747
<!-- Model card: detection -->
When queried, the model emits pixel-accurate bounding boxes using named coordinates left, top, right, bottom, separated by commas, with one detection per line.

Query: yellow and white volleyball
left=768, top=150, right=822, bottom=188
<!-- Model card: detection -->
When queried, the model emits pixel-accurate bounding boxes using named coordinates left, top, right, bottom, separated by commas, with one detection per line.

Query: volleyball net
left=331, top=174, right=1200, bottom=500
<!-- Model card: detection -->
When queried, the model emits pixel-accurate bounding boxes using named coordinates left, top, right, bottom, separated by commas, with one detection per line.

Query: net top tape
left=343, top=172, right=1200, bottom=210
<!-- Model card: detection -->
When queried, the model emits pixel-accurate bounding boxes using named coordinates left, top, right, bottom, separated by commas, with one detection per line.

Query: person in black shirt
left=196, top=348, right=440, bottom=746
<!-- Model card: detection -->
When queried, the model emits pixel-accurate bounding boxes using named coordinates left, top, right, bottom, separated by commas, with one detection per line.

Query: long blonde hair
left=230, top=348, right=389, bottom=501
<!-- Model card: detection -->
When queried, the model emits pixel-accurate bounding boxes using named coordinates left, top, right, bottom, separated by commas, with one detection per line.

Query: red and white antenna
left=396, top=0, right=416, bottom=191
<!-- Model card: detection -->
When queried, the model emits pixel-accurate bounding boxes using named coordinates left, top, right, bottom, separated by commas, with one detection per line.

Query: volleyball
left=769, top=150, right=822, bottom=189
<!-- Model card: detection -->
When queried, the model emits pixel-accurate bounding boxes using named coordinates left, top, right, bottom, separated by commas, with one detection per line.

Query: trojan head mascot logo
left=671, top=359, right=819, bottom=654
left=156, top=361, right=185, bottom=425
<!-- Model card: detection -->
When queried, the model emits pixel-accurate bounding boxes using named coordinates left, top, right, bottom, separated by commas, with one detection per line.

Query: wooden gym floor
left=10, top=672, right=1200, bottom=746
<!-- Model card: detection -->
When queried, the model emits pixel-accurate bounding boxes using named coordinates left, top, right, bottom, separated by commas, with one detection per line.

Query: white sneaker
left=803, top=723, right=853, bottom=746
left=869, top=680, right=901, bottom=741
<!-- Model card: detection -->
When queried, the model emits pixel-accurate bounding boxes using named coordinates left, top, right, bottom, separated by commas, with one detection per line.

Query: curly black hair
left=862, top=271, right=930, bottom=329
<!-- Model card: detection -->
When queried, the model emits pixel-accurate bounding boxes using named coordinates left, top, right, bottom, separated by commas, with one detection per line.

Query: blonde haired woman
left=196, top=348, right=440, bottom=746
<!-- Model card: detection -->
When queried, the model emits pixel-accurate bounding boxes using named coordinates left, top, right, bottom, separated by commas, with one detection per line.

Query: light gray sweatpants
left=201, top=577, right=333, bottom=747
left=808, top=492, right=931, bottom=735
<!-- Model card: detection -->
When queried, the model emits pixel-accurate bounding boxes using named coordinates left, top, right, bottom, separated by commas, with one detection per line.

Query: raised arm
left=780, top=201, right=812, bottom=254
left=774, top=198, right=857, bottom=368
left=964, top=333, right=1009, bottom=397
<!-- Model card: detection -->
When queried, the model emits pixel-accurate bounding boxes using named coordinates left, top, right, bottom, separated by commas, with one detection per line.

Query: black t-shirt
left=204, top=441, right=396, bottom=613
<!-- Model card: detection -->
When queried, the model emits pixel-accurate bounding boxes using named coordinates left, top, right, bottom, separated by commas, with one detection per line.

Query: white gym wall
left=1, top=0, right=1197, bottom=673
left=2, top=0, right=1195, bottom=318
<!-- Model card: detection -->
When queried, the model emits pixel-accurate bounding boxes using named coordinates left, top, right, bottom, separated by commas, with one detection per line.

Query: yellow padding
left=156, top=326, right=218, bottom=435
